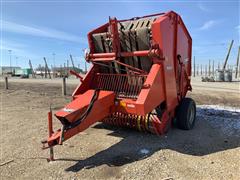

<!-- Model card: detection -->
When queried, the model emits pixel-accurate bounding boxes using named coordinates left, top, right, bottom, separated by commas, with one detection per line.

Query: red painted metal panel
left=176, top=19, right=191, bottom=97
left=47, top=90, right=115, bottom=146
left=56, top=90, right=115, bottom=123
left=151, top=13, right=178, bottom=111
left=136, top=63, right=165, bottom=115
left=43, top=11, right=193, bottom=154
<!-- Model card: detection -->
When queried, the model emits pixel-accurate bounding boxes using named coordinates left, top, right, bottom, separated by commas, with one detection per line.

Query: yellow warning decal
left=119, top=101, right=126, bottom=107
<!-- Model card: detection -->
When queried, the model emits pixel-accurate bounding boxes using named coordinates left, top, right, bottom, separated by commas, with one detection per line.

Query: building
left=0, top=66, right=21, bottom=75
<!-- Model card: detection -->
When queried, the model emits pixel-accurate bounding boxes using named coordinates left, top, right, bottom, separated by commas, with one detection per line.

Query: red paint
left=43, top=11, right=192, bottom=152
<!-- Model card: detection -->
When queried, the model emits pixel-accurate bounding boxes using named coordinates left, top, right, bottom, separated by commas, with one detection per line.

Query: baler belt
left=92, top=33, right=104, bottom=53
left=136, top=27, right=152, bottom=72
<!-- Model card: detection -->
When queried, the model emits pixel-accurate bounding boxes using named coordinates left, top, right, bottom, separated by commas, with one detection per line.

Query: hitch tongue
left=42, top=90, right=115, bottom=159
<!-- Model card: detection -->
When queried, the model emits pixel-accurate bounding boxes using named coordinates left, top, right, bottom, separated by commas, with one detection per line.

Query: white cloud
left=1, top=41, right=25, bottom=53
left=0, top=20, right=87, bottom=44
left=199, top=20, right=221, bottom=30
left=0, top=40, right=40, bottom=59
left=198, top=2, right=211, bottom=12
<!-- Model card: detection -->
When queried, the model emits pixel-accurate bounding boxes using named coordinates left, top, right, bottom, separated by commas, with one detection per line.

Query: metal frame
left=42, top=11, right=192, bottom=161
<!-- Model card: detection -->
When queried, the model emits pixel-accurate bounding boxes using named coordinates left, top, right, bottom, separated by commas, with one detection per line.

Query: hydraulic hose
left=59, top=89, right=100, bottom=143
left=67, top=89, right=100, bottom=130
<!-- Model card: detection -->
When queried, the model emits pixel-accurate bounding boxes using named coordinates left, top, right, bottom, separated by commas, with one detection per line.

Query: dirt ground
left=0, top=77, right=239, bottom=179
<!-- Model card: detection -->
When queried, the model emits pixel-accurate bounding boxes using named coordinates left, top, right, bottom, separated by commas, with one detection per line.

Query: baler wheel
left=176, top=98, right=196, bottom=130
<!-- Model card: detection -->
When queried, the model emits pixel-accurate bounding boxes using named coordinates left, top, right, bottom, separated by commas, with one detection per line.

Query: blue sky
left=0, top=0, right=239, bottom=69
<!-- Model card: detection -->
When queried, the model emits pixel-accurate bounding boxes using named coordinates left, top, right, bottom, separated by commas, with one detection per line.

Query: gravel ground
left=0, top=77, right=239, bottom=179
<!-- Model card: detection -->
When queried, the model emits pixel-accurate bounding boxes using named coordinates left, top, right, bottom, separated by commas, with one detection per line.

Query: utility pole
left=212, top=60, right=214, bottom=76
left=52, top=53, right=56, bottom=78
left=43, top=57, right=51, bottom=79
left=29, top=59, right=36, bottom=78
left=67, top=59, right=69, bottom=76
left=44, top=61, right=47, bottom=78
left=193, top=56, right=195, bottom=77
left=197, top=64, right=199, bottom=76
left=5, top=77, right=8, bottom=89
left=8, top=50, right=12, bottom=73
left=70, top=54, right=75, bottom=70
left=201, top=64, right=202, bottom=76
left=64, top=63, right=66, bottom=77
left=60, top=64, right=63, bottom=77
left=222, top=40, right=234, bottom=71
left=51, top=65, right=54, bottom=78
left=62, top=77, right=66, bottom=96
left=205, top=64, right=207, bottom=77
left=208, top=59, right=211, bottom=76
left=239, top=63, right=240, bottom=78
left=236, top=46, right=240, bottom=79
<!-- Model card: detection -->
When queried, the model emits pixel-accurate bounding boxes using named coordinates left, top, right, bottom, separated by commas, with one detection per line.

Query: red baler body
left=42, top=11, right=192, bottom=153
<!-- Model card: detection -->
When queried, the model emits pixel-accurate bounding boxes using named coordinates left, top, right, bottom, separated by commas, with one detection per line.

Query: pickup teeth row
left=94, top=73, right=147, bottom=99
left=102, top=112, right=162, bottom=134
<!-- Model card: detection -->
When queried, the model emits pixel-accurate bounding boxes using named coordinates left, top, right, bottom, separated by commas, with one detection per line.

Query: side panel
left=114, top=64, right=165, bottom=116
left=136, top=64, right=165, bottom=115
left=178, top=16, right=192, bottom=78
left=177, top=19, right=191, bottom=78
left=151, top=15, right=178, bottom=110
left=177, top=21, right=191, bottom=97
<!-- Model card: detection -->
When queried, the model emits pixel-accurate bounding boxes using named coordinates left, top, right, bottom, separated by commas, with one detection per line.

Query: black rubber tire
left=176, top=98, right=196, bottom=130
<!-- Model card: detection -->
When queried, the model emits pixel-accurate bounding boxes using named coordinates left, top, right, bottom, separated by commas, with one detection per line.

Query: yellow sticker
left=119, top=101, right=126, bottom=107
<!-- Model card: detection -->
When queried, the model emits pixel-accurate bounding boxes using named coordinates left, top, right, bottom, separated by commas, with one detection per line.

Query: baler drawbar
left=42, top=11, right=196, bottom=161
